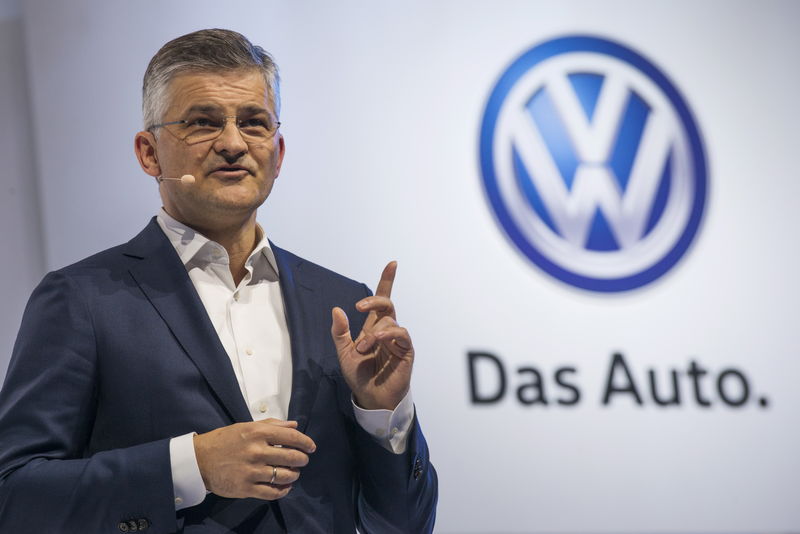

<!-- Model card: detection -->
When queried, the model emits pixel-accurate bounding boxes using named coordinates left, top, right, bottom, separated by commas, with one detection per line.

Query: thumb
left=330, top=307, right=353, bottom=354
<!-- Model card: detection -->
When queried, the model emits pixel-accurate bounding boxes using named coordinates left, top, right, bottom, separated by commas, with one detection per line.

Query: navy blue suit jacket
left=0, top=219, right=437, bottom=533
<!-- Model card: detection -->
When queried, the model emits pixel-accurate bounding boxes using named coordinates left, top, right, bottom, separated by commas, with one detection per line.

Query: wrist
left=192, top=432, right=211, bottom=491
left=353, top=390, right=407, bottom=411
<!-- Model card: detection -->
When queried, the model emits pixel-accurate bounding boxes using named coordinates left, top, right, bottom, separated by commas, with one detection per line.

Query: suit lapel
left=273, top=246, right=326, bottom=434
left=124, top=219, right=252, bottom=424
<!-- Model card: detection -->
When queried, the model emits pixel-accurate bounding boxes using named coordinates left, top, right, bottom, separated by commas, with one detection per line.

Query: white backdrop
left=11, top=1, right=800, bottom=532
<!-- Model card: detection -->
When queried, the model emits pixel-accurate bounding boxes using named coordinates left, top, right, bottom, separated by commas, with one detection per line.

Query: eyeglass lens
left=177, top=115, right=279, bottom=145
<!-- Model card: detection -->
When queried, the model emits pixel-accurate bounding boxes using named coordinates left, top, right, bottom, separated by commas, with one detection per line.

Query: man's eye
left=187, top=117, right=219, bottom=128
left=240, top=118, right=268, bottom=128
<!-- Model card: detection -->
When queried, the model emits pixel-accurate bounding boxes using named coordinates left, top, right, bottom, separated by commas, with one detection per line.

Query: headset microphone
left=157, top=174, right=196, bottom=184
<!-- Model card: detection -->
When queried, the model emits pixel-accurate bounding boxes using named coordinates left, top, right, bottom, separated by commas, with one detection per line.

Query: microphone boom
left=158, top=174, right=196, bottom=184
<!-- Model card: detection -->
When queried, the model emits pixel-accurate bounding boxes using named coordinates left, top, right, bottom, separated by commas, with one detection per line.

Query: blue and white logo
left=480, top=36, right=708, bottom=292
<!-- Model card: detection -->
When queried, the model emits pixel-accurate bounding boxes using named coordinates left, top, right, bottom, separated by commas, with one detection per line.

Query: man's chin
left=207, top=191, right=270, bottom=214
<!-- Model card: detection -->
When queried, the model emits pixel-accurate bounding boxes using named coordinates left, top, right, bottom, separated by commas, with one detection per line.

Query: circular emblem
left=479, top=36, right=708, bottom=292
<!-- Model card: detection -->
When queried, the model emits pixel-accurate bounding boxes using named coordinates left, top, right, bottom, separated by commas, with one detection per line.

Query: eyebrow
left=182, top=104, right=270, bottom=116
left=237, top=105, right=270, bottom=116
left=183, top=104, right=221, bottom=115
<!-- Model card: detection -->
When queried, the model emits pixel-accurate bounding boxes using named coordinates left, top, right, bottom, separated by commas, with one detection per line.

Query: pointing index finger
left=375, top=261, right=397, bottom=298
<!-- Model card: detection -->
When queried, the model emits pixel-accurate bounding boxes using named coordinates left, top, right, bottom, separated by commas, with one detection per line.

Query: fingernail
left=356, top=340, right=368, bottom=352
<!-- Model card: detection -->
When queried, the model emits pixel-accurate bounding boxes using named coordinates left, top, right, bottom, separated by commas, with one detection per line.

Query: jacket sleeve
left=353, top=415, right=438, bottom=534
left=0, top=272, right=177, bottom=534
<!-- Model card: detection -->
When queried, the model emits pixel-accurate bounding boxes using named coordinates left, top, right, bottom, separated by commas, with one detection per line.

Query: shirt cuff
left=352, top=390, right=414, bottom=454
left=169, top=432, right=208, bottom=510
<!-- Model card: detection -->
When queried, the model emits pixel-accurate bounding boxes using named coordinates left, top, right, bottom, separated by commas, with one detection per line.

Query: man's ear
left=274, top=133, right=286, bottom=176
left=134, top=131, right=161, bottom=178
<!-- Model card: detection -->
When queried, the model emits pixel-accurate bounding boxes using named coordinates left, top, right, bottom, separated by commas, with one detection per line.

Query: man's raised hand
left=330, top=261, right=415, bottom=411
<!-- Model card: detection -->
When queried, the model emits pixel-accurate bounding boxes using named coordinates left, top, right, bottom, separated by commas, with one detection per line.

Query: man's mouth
left=210, top=165, right=250, bottom=179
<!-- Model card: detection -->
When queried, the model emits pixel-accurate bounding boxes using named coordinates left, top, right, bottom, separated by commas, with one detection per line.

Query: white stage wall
left=5, top=1, right=799, bottom=532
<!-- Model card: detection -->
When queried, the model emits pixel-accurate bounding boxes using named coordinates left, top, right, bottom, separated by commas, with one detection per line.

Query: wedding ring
left=270, top=465, right=278, bottom=485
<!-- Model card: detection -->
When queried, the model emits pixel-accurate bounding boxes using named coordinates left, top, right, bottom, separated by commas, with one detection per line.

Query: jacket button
left=138, top=518, right=150, bottom=530
left=413, top=457, right=423, bottom=479
left=118, top=523, right=129, bottom=532
left=127, top=519, right=139, bottom=531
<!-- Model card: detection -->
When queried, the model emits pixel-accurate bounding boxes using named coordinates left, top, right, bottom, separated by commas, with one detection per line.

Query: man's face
left=139, top=69, right=285, bottom=229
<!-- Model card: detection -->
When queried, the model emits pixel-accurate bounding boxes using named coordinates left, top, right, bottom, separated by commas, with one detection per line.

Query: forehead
left=164, top=70, right=272, bottom=115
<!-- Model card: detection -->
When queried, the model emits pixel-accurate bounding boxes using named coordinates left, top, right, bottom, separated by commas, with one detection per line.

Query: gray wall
left=0, top=0, right=45, bottom=376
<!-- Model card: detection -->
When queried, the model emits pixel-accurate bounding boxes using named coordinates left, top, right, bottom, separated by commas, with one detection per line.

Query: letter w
left=511, top=73, right=673, bottom=249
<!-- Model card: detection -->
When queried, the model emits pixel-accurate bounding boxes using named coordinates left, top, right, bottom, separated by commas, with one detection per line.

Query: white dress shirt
left=156, top=210, right=413, bottom=510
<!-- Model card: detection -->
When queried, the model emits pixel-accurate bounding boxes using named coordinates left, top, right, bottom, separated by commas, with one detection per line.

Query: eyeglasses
left=149, top=114, right=281, bottom=145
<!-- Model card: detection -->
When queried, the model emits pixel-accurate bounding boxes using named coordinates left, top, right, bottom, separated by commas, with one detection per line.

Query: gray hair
left=142, top=29, right=280, bottom=130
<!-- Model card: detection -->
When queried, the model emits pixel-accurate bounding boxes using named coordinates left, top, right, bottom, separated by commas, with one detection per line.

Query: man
left=0, top=29, right=437, bottom=533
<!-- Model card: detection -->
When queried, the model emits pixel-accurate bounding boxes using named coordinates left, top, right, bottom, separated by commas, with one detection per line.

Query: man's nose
left=213, top=117, right=249, bottom=156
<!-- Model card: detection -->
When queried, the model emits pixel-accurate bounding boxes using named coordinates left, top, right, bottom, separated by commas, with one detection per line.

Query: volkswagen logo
left=479, top=36, right=708, bottom=292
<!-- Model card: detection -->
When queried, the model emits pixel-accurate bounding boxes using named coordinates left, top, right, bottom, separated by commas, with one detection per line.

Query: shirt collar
left=155, top=208, right=279, bottom=275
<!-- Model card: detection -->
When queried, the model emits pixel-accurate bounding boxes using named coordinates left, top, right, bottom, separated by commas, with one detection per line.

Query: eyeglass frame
left=148, top=114, right=282, bottom=146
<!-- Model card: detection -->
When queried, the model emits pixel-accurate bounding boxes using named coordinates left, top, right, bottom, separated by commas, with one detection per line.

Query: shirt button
left=391, top=427, right=399, bottom=436
left=175, top=496, right=183, bottom=506
left=258, top=402, right=268, bottom=413
left=245, top=348, right=254, bottom=356
left=233, top=292, right=240, bottom=301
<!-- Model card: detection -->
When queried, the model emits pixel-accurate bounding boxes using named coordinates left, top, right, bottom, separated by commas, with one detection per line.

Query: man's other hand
left=193, top=419, right=316, bottom=500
